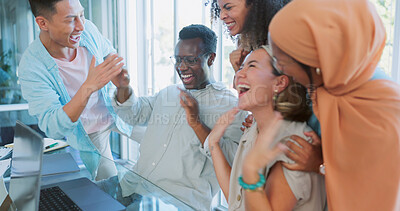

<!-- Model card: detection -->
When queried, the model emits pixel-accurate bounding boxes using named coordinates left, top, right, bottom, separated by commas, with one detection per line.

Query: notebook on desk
left=4, top=138, right=69, bottom=153
left=7, top=121, right=125, bottom=211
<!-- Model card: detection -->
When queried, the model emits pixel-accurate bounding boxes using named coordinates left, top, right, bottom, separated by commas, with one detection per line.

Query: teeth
left=237, top=84, right=250, bottom=94
left=181, top=74, right=193, bottom=79
left=237, top=84, right=250, bottom=89
left=226, top=22, right=235, bottom=27
left=70, top=35, right=80, bottom=39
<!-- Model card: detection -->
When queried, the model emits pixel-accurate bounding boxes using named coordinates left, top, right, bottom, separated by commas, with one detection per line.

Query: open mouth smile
left=237, top=84, right=250, bottom=97
left=181, top=74, right=194, bottom=84
left=225, top=22, right=236, bottom=31
left=69, top=34, right=81, bottom=43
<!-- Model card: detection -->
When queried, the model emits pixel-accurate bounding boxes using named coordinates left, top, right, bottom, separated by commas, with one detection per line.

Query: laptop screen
left=8, top=121, right=44, bottom=211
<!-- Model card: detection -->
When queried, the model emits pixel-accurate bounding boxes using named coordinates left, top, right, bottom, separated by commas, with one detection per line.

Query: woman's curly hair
left=207, top=0, right=291, bottom=50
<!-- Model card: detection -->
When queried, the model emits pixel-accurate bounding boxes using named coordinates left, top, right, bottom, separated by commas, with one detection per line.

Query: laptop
left=8, top=121, right=125, bottom=211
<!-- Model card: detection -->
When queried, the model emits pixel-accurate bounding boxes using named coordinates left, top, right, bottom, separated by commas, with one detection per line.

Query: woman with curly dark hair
left=209, top=0, right=290, bottom=71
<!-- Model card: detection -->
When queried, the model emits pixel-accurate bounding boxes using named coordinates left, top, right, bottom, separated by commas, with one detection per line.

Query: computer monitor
left=8, top=121, right=44, bottom=210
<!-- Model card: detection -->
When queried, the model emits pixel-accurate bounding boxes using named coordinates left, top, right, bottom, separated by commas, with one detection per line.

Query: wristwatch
left=319, top=163, right=326, bottom=175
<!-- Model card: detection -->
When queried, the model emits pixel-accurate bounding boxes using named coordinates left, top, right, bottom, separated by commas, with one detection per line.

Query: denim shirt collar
left=29, top=38, right=58, bottom=72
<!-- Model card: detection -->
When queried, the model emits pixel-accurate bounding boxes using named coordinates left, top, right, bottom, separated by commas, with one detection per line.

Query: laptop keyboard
left=39, top=186, right=82, bottom=211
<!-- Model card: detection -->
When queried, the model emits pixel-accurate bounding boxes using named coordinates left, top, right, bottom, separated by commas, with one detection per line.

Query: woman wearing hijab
left=241, top=0, right=400, bottom=210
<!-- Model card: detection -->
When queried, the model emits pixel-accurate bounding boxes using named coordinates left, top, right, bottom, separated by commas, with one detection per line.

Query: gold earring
left=316, top=68, right=321, bottom=75
left=273, top=89, right=278, bottom=104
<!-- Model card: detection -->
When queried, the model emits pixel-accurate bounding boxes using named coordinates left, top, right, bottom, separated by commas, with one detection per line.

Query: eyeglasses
left=170, top=55, right=202, bottom=66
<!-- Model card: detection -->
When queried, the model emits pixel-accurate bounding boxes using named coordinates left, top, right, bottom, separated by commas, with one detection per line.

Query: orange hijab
left=270, top=0, right=400, bottom=210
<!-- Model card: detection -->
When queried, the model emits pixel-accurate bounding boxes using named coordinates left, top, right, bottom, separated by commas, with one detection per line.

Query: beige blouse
left=228, top=120, right=327, bottom=211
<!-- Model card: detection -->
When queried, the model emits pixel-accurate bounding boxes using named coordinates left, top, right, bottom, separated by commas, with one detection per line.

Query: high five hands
left=84, top=54, right=124, bottom=93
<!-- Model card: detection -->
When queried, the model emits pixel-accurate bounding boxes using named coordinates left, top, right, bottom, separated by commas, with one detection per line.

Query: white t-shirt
left=54, top=47, right=113, bottom=134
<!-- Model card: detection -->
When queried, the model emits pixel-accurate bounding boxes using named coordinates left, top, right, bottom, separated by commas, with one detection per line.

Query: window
left=372, top=0, right=397, bottom=77
left=0, top=0, right=32, bottom=105
left=124, top=0, right=236, bottom=96
left=0, top=0, right=37, bottom=144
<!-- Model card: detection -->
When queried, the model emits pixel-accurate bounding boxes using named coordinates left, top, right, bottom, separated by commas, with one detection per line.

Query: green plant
left=0, top=50, right=12, bottom=86
left=0, top=50, right=22, bottom=104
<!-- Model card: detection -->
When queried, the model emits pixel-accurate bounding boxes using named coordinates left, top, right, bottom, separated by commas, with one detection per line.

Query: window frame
left=391, top=0, right=400, bottom=82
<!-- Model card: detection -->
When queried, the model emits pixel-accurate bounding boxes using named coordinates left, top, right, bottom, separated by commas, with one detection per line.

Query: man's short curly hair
left=208, top=0, right=291, bottom=50
left=179, top=24, right=217, bottom=55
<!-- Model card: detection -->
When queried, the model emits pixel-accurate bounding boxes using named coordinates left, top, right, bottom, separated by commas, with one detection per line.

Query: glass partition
left=99, top=161, right=195, bottom=211
left=45, top=146, right=195, bottom=211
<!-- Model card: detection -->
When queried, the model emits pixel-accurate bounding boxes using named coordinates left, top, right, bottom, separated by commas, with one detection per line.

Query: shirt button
left=152, top=162, right=156, bottom=166
left=163, top=144, right=167, bottom=147
left=237, top=195, right=241, bottom=201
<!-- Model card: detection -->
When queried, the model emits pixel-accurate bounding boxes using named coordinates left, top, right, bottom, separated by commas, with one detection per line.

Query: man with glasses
left=112, top=24, right=247, bottom=210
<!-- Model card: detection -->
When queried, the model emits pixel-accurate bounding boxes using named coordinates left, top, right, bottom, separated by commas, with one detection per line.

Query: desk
left=7, top=147, right=195, bottom=211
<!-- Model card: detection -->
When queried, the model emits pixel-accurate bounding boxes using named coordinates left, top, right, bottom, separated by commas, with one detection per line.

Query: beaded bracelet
left=238, top=173, right=265, bottom=191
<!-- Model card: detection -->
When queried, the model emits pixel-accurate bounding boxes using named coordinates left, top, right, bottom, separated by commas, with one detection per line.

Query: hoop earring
left=316, top=68, right=321, bottom=75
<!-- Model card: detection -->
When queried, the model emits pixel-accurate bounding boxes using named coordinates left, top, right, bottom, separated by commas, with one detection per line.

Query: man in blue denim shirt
left=18, top=0, right=131, bottom=180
